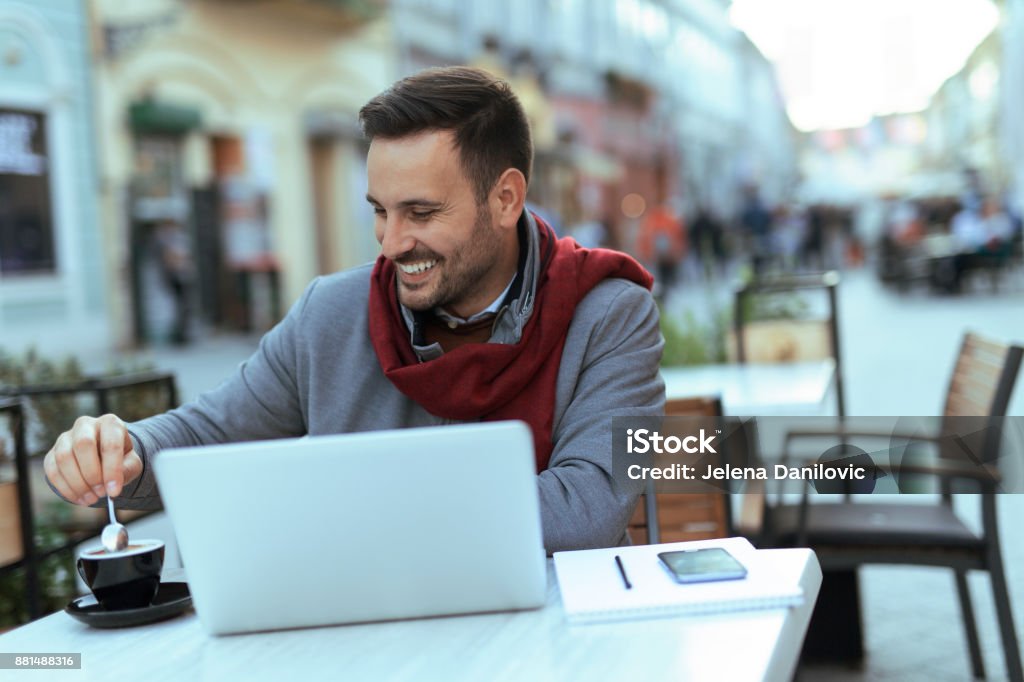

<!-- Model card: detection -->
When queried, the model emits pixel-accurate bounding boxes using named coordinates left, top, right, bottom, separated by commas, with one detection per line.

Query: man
left=740, top=186, right=773, bottom=275
left=945, top=195, right=1014, bottom=293
left=153, top=219, right=194, bottom=345
left=44, top=67, right=665, bottom=553
left=636, top=200, right=686, bottom=298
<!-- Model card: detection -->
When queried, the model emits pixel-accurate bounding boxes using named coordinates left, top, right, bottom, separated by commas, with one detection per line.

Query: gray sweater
left=116, top=218, right=665, bottom=553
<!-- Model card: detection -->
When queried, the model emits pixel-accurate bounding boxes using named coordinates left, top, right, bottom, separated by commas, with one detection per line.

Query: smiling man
left=43, top=67, right=665, bottom=552
left=366, top=130, right=517, bottom=317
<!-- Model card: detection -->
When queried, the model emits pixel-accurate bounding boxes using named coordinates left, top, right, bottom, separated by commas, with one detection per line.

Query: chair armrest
left=781, top=452, right=1001, bottom=485
left=780, top=427, right=945, bottom=469
left=783, top=427, right=945, bottom=446
left=877, top=460, right=1001, bottom=486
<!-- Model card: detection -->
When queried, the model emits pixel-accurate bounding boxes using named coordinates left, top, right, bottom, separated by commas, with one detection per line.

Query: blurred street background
left=1, top=0, right=1021, bottom=360
left=2, top=0, right=1024, bottom=679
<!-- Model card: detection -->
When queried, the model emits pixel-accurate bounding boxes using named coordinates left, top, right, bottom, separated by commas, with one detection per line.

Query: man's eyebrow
left=364, top=194, right=444, bottom=209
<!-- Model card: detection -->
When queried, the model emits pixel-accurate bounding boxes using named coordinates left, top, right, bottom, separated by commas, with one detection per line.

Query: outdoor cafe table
left=660, top=360, right=859, bottom=661
left=0, top=552, right=821, bottom=681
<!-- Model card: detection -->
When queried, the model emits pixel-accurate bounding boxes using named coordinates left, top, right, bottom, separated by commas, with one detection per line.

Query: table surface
left=0, top=549, right=821, bottom=682
left=661, top=360, right=836, bottom=415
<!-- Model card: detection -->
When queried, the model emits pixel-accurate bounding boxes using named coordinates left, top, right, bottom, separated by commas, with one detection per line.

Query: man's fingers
left=53, top=431, right=96, bottom=505
left=44, top=448, right=76, bottom=504
left=97, top=414, right=129, bottom=497
left=43, top=415, right=138, bottom=506
left=122, top=450, right=144, bottom=485
left=70, top=417, right=104, bottom=495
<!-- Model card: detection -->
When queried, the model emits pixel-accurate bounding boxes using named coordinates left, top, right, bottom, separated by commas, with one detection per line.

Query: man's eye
left=372, top=207, right=386, bottom=217
left=410, top=211, right=434, bottom=221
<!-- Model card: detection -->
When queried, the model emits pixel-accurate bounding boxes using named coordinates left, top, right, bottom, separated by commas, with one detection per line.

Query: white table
left=661, top=360, right=836, bottom=415
left=0, top=550, right=821, bottom=682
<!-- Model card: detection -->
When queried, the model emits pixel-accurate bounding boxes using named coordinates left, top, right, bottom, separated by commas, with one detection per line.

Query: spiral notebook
left=553, top=537, right=804, bottom=625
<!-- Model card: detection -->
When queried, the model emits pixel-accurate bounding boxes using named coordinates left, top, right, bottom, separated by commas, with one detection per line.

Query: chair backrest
left=943, top=332, right=1023, bottom=418
left=731, top=271, right=845, bottom=417
left=628, top=395, right=725, bottom=545
left=936, top=332, right=1023, bottom=509
left=665, top=396, right=724, bottom=419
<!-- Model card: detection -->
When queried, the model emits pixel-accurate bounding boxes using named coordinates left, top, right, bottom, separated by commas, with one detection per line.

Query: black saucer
left=65, top=582, right=192, bottom=628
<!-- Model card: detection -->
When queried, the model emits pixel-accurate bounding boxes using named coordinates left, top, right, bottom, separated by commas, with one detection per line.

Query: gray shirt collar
left=432, top=275, right=516, bottom=326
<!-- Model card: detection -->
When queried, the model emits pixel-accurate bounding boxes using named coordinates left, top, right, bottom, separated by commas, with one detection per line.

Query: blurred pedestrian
left=980, top=195, right=1013, bottom=252
left=740, top=187, right=773, bottom=276
left=937, top=197, right=1012, bottom=293
left=801, top=205, right=826, bottom=270
left=567, top=212, right=608, bottom=249
left=690, top=206, right=724, bottom=278
left=774, top=204, right=806, bottom=272
left=526, top=201, right=561, bottom=236
left=637, top=200, right=685, bottom=297
left=154, top=220, right=194, bottom=345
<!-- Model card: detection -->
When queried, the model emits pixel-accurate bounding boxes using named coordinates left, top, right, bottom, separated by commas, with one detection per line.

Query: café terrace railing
left=0, top=372, right=177, bottom=621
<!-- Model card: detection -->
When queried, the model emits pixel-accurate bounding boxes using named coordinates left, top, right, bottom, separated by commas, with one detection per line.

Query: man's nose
left=378, top=217, right=416, bottom=259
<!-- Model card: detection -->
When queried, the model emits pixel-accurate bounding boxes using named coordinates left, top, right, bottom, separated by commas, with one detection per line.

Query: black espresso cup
left=76, top=539, right=165, bottom=610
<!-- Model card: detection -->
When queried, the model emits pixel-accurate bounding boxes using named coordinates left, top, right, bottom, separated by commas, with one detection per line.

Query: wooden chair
left=628, top=395, right=727, bottom=545
left=764, top=332, right=1023, bottom=680
left=732, top=271, right=845, bottom=417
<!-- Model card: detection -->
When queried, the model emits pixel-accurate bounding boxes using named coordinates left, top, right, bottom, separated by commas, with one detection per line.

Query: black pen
left=614, top=555, right=632, bottom=589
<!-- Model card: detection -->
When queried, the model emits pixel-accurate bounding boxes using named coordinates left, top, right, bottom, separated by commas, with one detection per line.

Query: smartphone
left=657, top=547, right=748, bottom=584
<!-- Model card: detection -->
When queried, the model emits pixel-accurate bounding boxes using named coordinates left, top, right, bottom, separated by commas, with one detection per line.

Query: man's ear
left=491, top=168, right=527, bottom=230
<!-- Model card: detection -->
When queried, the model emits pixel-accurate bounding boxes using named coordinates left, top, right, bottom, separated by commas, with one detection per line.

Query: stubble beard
left=397, top=203, right=503, bottom=313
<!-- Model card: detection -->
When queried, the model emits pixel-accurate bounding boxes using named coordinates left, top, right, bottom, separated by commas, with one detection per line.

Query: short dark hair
left=358, top=66, right=533, bottom=203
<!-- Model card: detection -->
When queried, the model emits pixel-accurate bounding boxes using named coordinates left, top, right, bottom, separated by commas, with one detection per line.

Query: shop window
left=0, top=108, right=55, bottom=275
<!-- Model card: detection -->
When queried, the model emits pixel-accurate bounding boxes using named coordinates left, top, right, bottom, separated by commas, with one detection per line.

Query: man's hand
left=43, top=414, right=142, bottom=505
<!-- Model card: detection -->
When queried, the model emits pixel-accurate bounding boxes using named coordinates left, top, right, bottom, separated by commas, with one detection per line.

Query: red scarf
left=368, top=215, right=653, bottom=471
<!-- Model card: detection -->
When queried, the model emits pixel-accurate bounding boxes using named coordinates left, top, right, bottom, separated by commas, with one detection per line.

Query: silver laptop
left=153, top=420, right=547, bottom=635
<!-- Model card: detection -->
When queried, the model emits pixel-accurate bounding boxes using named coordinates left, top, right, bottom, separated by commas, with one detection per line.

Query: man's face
left=367, top=130, right=507, bottom=317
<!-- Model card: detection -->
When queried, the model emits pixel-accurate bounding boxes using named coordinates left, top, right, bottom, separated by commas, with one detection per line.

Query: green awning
left=128, top=100, right=201, bottom=134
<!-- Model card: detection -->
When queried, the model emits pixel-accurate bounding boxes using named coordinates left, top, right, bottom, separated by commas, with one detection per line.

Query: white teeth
left=398, top=260, right=437, bottom=274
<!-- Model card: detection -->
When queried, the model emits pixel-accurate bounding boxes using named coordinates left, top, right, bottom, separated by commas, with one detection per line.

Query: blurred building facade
left=802, top=0, right=1019, bottom=215
left=4, top=0, right=799, bottom=353
left=0, top=0, right=108, bottom=355
left=929, top=0, right=1024, bottom=214
left=797, top=8, right=1016, bottom=237
left=392, top=0, right=798, bottom=250
left=88, top=0, right=393, bottom=347
left=1003, top=0, right=1024, bottom=214
left=926, top=29, right=1003, bottom=202
left=734, top=33, right=800, bottom=207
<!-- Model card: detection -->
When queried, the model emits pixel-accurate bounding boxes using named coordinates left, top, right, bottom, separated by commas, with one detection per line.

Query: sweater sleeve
left=539, top=280, right=665, bottom=552
left=112, top=279, right=320, bottom=509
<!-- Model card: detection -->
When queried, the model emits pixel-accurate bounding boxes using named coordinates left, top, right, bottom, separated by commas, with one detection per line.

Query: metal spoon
left=101, top=495, right=129, bottom=553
